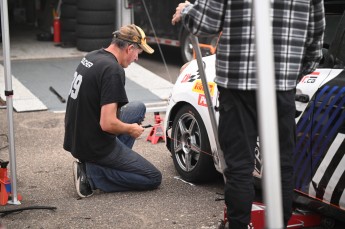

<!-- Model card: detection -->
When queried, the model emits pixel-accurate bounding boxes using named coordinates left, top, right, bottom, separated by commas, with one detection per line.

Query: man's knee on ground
left=148, top=170, right=162, bottom=189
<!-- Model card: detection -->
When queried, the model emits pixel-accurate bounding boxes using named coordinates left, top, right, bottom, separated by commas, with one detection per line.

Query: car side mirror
left=319, top=48, right=326, bottom=66
left=321, top=53, right=335, bottom=68
left=333, top=57, right=345, bottom=69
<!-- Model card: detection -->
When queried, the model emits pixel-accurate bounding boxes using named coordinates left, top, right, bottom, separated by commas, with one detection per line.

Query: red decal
left=198, top=94, right=208, bottom=107
left=181, top=74, right=191, bottom=83
left=300, top=75, right=317, bottom=83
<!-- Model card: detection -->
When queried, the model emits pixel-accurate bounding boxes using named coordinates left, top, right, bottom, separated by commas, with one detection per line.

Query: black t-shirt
left=63, top=49, right=128, bottom=161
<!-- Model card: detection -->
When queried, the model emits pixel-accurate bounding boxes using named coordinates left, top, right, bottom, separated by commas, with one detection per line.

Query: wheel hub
left=182, top=134, right=191, bottom=153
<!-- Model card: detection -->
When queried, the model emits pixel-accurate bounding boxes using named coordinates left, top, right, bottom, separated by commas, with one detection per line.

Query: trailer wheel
left=180, top=30, right=194, bottom=63
left=321, top=217, right=335, bottom=229
left=171, top=104, right=218, bottom=182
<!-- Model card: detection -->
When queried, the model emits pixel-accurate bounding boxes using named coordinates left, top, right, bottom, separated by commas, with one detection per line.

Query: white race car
left=164, top=11, right=345, bottom=223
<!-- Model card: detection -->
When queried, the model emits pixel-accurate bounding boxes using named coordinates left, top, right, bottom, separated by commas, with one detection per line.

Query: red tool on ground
left=0, top=160, right=22, bottom=205
left=218, top=203, right=323, bottom=229
left=146, top=112, right=165, bottom=144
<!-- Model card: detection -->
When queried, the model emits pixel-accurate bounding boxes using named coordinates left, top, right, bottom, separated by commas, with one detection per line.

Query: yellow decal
left=192, top=80, right=215, bottom=96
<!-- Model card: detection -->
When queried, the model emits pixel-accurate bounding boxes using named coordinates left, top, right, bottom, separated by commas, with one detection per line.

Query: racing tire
left=76, top=24, right=115, bottom=39
left=180, top=29, right=194, bottom=63
left=76, top=37, right=111, bottom=52
left=60, top=1, right=77, bottom=44
left=62, top=0, right=77, bottom=4
left=77, top=10, right=115, bottom=25
left=61, top=31, right=76, bottom=44
left=171, top=104, right=218, bottom=182
left=60, top=3, right=77, bottom=19
left=60, top=18, right=76, bottom=32
left=77, top=0, right=115, bottom=11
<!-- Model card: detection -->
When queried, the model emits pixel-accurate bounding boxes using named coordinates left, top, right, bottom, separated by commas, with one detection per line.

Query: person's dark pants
left=85, top=101, right=162, bottom=192
left=217, top=87, right=295, bottom=229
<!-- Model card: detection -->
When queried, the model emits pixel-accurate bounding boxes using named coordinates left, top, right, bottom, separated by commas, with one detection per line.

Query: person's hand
left=129, top=123, right=145, bottom=139
left=172, top=1, right=190, bottom=25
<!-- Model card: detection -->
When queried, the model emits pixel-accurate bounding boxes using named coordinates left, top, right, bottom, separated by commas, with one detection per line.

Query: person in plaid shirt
left=172, top=0, right=325, bottom=228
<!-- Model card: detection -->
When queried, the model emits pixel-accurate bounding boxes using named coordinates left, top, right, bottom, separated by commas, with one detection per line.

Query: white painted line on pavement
left=0, top=62, right=172, bottom=113
left=125, top=63, right=173, bottom=100
left=0, top=65, right=47, bottom=112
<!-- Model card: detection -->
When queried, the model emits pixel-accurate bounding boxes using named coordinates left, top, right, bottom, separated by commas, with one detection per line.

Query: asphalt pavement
left=0, top=110, right=224, bottom=229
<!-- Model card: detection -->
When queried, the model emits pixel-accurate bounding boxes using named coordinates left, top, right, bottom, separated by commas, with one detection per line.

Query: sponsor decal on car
left=192, top=80, right=216, bottom=96
left=181, top=73, right=191, bottom=83
left=197, top=94, right=212, bottom=107
left=181, top=72, right=200, bottom=83
left=300, top=72, right=320, bottom=83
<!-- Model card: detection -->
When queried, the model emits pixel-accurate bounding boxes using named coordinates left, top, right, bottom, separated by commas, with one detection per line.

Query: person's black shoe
left=73, top=161, right=93, bottom=198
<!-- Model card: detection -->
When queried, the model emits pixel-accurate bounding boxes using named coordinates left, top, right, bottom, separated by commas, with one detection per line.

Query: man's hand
left=128, top=123, right=145, bottom=139
left=172, top=1, right=190, bottom=25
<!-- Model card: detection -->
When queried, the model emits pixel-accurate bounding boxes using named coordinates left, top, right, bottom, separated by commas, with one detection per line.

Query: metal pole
left=190, top=35, right=227, bottom=177
left=115, top=0, right=123, bottom=30
left=115, top=0, right=133, bottom=31
left=1, top=0, right=21, bottom=205
left=253, top=0, right=283, bottom=228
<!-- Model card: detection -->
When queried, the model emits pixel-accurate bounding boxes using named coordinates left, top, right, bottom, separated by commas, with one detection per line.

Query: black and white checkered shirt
left=182, top=0, right=325, bottom=91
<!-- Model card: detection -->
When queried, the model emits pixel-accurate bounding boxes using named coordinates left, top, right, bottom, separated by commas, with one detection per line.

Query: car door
left=307, top=69, right=345, bottom=209
left=295, top=9, right=345, bottom=210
